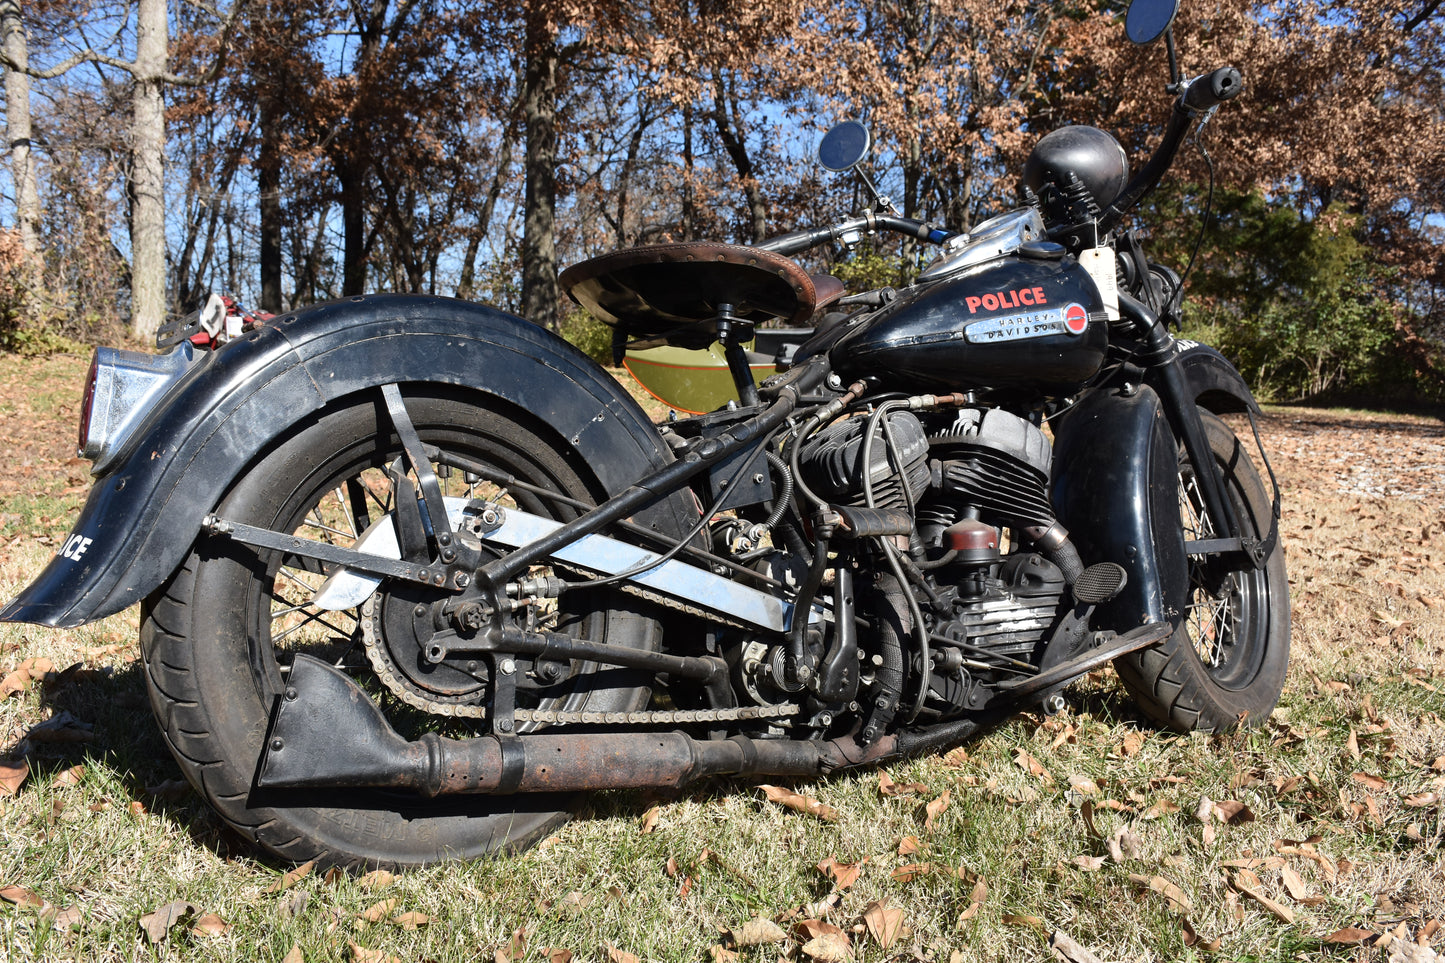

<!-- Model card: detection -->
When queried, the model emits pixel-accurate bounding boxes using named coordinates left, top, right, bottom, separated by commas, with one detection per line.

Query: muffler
left=257, top=656, right=903, bottom=796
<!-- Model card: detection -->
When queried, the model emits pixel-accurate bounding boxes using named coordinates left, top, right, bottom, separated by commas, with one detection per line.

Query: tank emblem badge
left=965, top=302, right=1090, bottom=343
left=1063, top=302, right=1089, bottom=334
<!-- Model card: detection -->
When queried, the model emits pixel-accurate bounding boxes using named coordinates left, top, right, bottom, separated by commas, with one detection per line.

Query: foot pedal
left=1073, top=562, right=1128, bottom=605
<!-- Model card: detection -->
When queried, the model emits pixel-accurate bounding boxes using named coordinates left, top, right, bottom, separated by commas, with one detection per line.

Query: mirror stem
left=1165, top=29, right=1182, bottom=84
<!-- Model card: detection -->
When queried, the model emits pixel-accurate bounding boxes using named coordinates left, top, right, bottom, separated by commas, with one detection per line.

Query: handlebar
left=1181, top=66, right=1243, bottom=112
left=1098, top=65, right=1243, bottom=234
left=756, top=213, right=955, bottom=257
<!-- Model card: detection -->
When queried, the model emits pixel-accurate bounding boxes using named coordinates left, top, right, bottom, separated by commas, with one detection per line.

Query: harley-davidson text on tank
left=966, top=302, right=1090, bottom=343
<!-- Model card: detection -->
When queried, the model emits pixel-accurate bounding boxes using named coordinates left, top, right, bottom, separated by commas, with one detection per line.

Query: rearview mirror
left=1124, top=0, right=1179, bottom=45
left=818, top=121, right=871, bottom=172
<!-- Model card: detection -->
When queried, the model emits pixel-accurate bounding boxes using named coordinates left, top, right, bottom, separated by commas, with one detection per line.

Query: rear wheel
left=1116, top=410, right=1289, bottom=731
left=141, top=390, right=659, bottom=868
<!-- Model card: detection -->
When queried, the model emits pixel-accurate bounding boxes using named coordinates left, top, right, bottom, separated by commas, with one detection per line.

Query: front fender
left=1051, top=384, right=1187, bottom=633
left=3, top=294, right=693, bottom=627
left=1161, top=340, right=1259, bottom=415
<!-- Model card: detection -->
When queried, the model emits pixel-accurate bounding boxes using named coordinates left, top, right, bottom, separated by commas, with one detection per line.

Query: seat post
left=714, top=304, right=760, bottom=408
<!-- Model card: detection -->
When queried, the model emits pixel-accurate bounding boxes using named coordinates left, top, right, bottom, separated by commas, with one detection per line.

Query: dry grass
left=0, top=353, right=1440, bottom=962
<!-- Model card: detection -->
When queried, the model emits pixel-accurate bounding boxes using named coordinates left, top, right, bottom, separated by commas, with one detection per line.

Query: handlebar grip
left=1181, top=66, right=1243, bottom=112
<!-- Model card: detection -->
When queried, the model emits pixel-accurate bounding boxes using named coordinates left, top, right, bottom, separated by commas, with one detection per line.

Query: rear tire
left=141, top=390, right=658, bottom=868
left=1115, top=410, right=1289, bottom=731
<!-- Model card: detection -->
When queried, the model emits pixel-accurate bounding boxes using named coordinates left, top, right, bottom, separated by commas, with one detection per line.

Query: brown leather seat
left=560, top=242, right=819, bottom=348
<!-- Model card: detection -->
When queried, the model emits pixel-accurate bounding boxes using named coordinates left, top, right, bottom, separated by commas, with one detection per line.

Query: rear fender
left=2, top=294, right=694, bottom=627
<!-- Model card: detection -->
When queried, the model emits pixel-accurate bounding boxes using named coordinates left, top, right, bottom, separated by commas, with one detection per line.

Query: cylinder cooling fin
left=799, top=410, right=931, bottom=508
left=929, top=408, right=1055, bottom=528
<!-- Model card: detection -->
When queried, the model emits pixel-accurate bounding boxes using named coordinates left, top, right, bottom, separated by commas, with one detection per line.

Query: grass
left=0, top=353, right=1441, bottom=962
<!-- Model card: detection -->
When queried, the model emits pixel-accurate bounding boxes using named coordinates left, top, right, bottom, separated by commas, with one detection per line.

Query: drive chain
left=360, top=594, right=794, bottom=724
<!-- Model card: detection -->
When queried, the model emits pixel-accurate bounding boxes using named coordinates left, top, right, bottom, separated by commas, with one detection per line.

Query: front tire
left=141, top=389, right=659, bottom=868
left=1115, top=410, right=1290, bottom=731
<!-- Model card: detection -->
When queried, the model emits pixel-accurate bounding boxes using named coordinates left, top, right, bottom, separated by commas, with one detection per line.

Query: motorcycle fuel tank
left=829, top=253, right=1109, bottom=395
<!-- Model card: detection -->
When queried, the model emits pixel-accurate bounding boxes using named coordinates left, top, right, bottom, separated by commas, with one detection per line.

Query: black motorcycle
left=2, top=0, right=1286, bottom=868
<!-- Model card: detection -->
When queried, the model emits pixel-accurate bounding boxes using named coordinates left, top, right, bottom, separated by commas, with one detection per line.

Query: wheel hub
left=361, top=585, right=491, bottom=715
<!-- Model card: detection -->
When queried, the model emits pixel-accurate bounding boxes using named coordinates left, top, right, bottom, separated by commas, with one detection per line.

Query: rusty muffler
left=256, top=656, right=909, bottom=796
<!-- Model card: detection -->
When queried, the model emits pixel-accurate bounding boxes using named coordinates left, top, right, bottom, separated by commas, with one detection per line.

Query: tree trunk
left=520, top=12, right=559, bottom=330
left=2, top=0, right=39, bottom=252
left=710, top=76, right=766, bottom=242
left=259, top=97, right=283, bottom=312
left=338, top=160, right=367, bottom=295
left=130, top=0, right=168, bottom=341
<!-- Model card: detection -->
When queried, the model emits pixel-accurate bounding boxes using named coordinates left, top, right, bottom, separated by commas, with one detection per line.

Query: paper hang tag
left=1078, top=247, right=1120, bottom=321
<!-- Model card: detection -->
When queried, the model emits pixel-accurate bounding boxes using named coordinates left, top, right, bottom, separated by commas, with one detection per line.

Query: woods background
left=0, top=0, right=1441, bottom=406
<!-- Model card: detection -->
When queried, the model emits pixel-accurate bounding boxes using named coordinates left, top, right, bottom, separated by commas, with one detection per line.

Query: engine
left=797, top=405, right=1070, bottom=718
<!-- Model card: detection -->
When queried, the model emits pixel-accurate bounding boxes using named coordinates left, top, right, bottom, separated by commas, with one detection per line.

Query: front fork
left=1120, top=293, right=1259, bottom=569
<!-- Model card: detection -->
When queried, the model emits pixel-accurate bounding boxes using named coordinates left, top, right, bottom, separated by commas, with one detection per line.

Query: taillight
left=77, top=341, right=199, bottom=473
left=78, top=350, right=100, bottom=457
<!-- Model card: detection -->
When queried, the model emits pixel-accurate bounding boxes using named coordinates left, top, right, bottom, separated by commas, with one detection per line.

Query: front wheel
left=1115, top=410, right=1290, bottom=731
left=141, top=389, right=661, bottom=868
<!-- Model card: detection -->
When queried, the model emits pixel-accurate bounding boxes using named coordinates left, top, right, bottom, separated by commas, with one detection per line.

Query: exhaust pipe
left=259, top=621, right=1164, bottom=798
left=258, top=656, right=902, bottom=796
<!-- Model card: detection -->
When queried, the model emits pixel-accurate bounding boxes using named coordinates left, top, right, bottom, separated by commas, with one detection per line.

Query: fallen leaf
left=940, top=747, right=969, bottom=768
left=1404, top=792, right=1440, bottom=808
left=544, top=949, right=573, bottom=963
left=1107, top=826, right=1143, bottom=862
left=348, top=941, right=401, bottom=963
left=283, top=945, right=304, bottom=963
left=49, top=766, right=85, bottom=789
left=191, top=913, right=229, bottom=938
left=49, top=905, right=83, bottom=929
left=1129, top=874, right=1192, bottom=913
left=891, top=863, right=932, bottom=883
left=1280, top=865, right=1311, bottom=902
left=1143, top=798, right=1181, bottom=819
left=863, top=899, right=905, bottom=949
left=1121, top=730, right=1145, bottom=756
left=1003, top=914, right=1047, bottom=934
left=759, top=784, right=839, bottom=822
left=1068, top=774, right=1099, bottom=795
left=266, top=860, right=316, bottom=893
left=1353, top=772, right=1389, bottom=790
left=639, top=805, right=660, bottom=834
left=1324, top=927, right=1377, bottom=945
left=1, top=667, right=31, bottom=698
left=0, top=759, right=28, bottom=796
left=1014, top=750, right=1054, bottom=784
left=1071, top=855, right=1106, bottom=872
left=957, top=878, right=987, bottom=924
left=392, top=911, right=429, bottom=930
left=139, top=900, right=198, bottom=943
left=897, top=835, right=921, bottom=856
left=1229, top=875, right=1295, bottom=923
left=794, top=919, right=848, bottom=942
left=358, top=869, right=395, bottom=890
left=1050, top=929, right=1106, bottom=963
left=1347, top=729, right=1362, bottom=760
left=707, top=947, right=739, bottom=963
left=1214, top=800, right=1255, bottom=824
left=800, top=933, right=851, bottom=962
left=923, top=789, right=951, bottom=831
left=355, top=898, right=397, bottom=923
left=278, top=890, right=310, bottom=919
left=1180, top=916, right=1222, bottom=952
left=0, top=885, right=46, bottom=910
left=733, top=917, right=786, bottom=946
left=817, top=857, right=863, bottom=891
left=605, top=943, right=640, bottom=963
